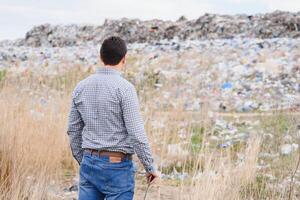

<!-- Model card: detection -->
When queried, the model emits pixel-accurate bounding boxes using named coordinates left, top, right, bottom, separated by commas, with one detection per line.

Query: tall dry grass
left=0, top=86, right=75, bottom=199
left=189, top=137, right=260, bottom=200
left=0, top=66, right=297, bottom=200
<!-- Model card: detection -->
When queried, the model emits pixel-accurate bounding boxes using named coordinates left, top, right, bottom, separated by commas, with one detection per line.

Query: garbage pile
left=2, top=11, right=300, bottom=47
left=1, top=37, right=300, bottom=112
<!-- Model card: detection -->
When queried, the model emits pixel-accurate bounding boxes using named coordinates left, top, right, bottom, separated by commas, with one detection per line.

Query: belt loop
left=122, top=154, right=125, bottom=161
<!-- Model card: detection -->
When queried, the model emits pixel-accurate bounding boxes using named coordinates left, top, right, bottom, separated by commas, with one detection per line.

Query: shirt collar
left=96, top=66, right=122, bottom=76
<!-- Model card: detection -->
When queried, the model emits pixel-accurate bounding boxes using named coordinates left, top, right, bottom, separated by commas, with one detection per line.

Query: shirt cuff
left=145, top=164, right=156, bottom=173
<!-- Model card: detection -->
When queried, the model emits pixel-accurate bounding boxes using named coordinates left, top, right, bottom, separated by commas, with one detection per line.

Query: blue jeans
left=78, top=151, right=136, bottom=200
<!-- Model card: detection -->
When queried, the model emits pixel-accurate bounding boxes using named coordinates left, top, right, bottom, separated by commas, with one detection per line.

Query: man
left=67, top=36, right=158, bottom=200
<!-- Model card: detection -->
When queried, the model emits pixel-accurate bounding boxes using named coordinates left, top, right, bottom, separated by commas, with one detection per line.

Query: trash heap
left=1, top=37, right=299, bottom=113
left=2, top=11, right=300, bottom=47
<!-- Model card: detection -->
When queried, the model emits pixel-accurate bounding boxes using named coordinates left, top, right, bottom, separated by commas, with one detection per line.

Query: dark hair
left=100, top=36, right=127, bottom=65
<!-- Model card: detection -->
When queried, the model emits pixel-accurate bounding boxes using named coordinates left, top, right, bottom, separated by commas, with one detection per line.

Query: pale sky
left=0, top=0, right=300, bottom=40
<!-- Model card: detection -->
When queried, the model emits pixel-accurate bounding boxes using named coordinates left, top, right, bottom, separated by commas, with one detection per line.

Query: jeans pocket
left=79, top=163, right=91, bottom=186
left=107, top=169, right=128, bottom=192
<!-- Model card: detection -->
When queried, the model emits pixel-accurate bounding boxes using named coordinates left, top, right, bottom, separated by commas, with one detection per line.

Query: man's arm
left=121, top=85, right=155, bottom=173
left=67, top=96, right=84, bottom=165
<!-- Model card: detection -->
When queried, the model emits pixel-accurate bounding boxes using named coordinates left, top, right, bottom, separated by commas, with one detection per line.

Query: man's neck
left=104, top=65, right=122, bottom=72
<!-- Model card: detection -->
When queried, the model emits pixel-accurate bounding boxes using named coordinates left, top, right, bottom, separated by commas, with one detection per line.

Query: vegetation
left=0, top=67, right=299, bottom=199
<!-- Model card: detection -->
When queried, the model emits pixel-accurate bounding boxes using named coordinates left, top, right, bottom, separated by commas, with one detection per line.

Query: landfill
left=1, top=37, right=299, bottom=113
left=0, top=11, right=300, bottom=197
left=2, top=11, right=300, bottom=47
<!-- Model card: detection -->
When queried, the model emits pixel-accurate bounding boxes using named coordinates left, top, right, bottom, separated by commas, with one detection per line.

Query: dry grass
left=188, top=137, right=260, bottom=200
left=0, top=66, right=298, bottom=200
left=0, top=86, right=75, bottom=199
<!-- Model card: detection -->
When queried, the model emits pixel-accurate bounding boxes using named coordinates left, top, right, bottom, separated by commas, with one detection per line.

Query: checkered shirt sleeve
left=67, top=93, right=84, bottom=165
left=121, top=85, right=155, bottom=173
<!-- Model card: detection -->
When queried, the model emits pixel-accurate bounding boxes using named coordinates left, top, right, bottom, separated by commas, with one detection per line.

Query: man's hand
left=146, top=171, right=160, bottom=184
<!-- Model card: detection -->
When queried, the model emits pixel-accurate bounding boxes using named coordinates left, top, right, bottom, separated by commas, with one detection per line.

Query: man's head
left=100, top=36, right=127, bottom=68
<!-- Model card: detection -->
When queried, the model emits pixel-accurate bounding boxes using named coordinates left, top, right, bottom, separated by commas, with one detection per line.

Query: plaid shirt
left=67, top=67, right=155, bottom=173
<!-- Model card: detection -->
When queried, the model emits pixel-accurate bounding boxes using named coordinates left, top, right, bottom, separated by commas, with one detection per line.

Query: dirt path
left=55, top=177, right=189, bottom=200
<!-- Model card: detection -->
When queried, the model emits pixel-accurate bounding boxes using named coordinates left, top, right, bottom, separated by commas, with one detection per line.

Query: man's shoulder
left=119, top=76, right=135, bottom=89
left=72, top=75, right=96, bottom=97
left=117, top=76, right=136, bottom=94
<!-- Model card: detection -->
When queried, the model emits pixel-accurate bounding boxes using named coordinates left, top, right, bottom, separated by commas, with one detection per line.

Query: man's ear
left=122, top=55, right=126, bottom=64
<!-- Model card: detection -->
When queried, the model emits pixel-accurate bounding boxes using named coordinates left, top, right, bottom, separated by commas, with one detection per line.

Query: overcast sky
left=0, top=0, right=300, bottom=40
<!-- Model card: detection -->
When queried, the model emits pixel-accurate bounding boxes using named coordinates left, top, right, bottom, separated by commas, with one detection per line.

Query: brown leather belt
left=84, top=148, right=132, bottom=160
